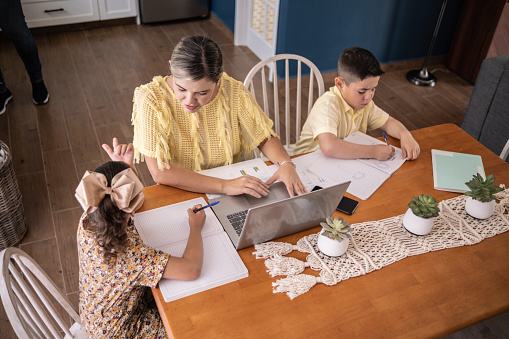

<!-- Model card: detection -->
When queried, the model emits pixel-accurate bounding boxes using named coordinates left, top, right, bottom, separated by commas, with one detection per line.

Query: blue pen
left=382, top=132, right=390, bottom=145
left=193, top=201, right=219, bottom=213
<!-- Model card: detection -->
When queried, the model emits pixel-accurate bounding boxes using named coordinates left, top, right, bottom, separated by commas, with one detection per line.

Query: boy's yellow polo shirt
left=293, top=85, right=389, bottom=155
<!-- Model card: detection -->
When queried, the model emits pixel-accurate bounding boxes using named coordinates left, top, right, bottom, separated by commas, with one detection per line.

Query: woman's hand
left=265, top=162, right=307, bottom=197
left=102, top=138, right=135, bottom=168
left=221, top=175, right=270, bottom=198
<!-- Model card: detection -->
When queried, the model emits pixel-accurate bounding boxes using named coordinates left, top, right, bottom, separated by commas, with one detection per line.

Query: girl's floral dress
left=77, top=214, right=170, bottom=338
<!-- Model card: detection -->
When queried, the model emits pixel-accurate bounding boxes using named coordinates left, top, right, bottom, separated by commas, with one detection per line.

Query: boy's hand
left=400, top=133, right=420, bottom=160
left=188, top=205, right=206, bottom=231
left=373, top=144, right=395, bottom=161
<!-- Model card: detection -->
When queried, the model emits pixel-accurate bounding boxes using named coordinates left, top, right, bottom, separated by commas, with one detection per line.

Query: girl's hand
left=265, top=162, right=307, bottom=197
left=221, top=175, right=270, bottom=198
left=102, top=138, right=135, bottom=167
left=188, top=205, right=206, bottom=231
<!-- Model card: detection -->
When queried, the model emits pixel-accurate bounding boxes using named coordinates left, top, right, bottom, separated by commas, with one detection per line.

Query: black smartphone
left=337, top=196, right=359, bottom=215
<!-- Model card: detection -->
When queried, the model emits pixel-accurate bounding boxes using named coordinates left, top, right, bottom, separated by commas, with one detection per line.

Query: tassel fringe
left=272, top=274, right=317, bottom=300
left=265, top=255, right=306, bottom=277
left=253, top=242, right=294, bottom=259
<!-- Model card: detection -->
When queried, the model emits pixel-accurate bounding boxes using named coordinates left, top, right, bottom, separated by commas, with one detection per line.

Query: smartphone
left=336, top=196, right=359, bottom=215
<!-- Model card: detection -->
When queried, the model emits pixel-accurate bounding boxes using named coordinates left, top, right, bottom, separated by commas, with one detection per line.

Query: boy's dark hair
left=337, top=47, right=384, bottom=85
left=86, top=161, right=131, bottom=264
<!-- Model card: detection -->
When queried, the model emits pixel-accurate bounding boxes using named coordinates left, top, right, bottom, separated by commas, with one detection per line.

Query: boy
left=293, top=47, right=420, bottom=161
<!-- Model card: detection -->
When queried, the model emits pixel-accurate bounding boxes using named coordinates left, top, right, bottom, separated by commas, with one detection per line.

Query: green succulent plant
left=320, top=217, right=352, bottom=241
left=408, top=194, right=440, bottom=219
left=464, top=173, right=502, bottom=202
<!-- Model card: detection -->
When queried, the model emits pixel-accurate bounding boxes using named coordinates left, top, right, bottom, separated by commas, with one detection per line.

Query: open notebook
left=307, top=132, right=406, bottom=200
left=134, top=197, right=248, bottom=302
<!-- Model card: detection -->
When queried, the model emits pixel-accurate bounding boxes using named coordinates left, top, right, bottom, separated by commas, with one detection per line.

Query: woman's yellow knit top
left=132, top=73, right=276, bottom=172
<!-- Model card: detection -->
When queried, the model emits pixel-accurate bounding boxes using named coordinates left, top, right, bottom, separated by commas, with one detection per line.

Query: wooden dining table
left=137, top=123, right=509, bottom=338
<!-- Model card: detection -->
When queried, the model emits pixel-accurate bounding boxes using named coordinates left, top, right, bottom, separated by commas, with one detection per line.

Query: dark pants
left=0, top=0, right=43, bottom=92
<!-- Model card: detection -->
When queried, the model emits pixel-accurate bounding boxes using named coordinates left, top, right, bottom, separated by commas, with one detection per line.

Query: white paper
left=202, top=158, right=274, bottom=199
left=308, top=155, right=390, bottom=200
left=344, top=132, right=406, bottom=175
left=134, top=197, right=248, bottom=302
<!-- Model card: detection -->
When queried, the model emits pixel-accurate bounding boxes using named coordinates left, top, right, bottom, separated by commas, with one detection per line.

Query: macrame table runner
left=253, top=188, right=509, bottom=299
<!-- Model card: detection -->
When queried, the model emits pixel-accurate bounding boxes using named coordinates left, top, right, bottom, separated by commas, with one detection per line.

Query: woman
left=131, top=35, right=306, bottom=198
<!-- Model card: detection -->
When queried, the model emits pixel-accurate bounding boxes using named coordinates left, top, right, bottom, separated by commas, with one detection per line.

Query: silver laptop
left=209, top=181, right=350, bottom=250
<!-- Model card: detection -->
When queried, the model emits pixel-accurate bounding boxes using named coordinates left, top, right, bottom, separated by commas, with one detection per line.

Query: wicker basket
left=0, top=140, right=27, bottom=250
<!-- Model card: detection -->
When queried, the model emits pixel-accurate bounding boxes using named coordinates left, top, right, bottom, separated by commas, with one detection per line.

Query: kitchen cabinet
left=21, top=0, right=137, bottom=28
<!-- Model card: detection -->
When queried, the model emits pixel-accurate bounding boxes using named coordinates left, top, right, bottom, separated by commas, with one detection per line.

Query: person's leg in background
left=0, top=0, right=49, bottom=115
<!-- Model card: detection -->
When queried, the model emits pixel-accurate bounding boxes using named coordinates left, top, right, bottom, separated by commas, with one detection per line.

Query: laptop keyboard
left=226, top=210, right=248, bottom=235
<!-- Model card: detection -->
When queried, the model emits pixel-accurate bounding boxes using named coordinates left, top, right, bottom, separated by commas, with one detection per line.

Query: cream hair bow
left=75, top=168, right=144, bottom=214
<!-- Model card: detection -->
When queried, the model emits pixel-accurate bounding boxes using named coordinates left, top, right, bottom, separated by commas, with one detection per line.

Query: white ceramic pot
left=317, top=231, right=349, bottom=257
left=465, top=197, right=495, bottom=219
left=403, top=208, right=434, bottom=236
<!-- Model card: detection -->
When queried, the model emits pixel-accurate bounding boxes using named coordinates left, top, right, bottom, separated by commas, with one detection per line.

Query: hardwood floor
left=0, top=16, right=507, bottom=338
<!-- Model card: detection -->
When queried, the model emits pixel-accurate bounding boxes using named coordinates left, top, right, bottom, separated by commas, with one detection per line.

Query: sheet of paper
left=134, top=198, right=221, bottom=248
left=202, top=158, right=273, bottom=199
left=157, top=232, right=248, bottom=302
left=307, top=153, right=390, bottom=200
left=344, top=132, right=406, bottom=175
left=287, top=151, right=336, bottom=190
left=134, top=197, right=248, bottom=303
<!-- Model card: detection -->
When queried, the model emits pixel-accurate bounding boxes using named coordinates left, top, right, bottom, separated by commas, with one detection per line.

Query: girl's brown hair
left=85, top=161, right=131, bottom=264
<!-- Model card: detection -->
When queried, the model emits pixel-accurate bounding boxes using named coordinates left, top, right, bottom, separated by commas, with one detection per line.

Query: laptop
left=209, top=181, right=350, bottom=250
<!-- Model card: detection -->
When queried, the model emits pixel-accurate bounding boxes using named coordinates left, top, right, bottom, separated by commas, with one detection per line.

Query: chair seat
left=64, top=322, right=89, bottom=339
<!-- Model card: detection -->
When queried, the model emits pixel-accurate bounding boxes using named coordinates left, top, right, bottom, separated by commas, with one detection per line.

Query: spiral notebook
left=134, top=197, right=248, bottom=302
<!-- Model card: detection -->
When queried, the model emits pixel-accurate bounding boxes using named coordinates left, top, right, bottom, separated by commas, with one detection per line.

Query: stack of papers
left=134, top=197, right=248, bottom=302
left=307, top=132, right=406, bottom=200
left=431, top=149, right=485, bottom=193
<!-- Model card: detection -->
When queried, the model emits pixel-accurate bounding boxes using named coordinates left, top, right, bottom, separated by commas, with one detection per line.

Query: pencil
left=382, top=132, right=390, bottom=145
left=193, top=201, right=219, bottom=213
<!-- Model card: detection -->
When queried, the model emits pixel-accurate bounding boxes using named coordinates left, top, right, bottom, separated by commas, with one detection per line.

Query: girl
left=76, top=141, right=205, bottom=338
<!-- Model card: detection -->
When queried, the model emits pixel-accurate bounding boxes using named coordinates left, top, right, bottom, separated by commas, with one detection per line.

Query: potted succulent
left=403, top=194, right=440, bottom=235
left=317, top=217, right=352, bottom=257
left=464, top=174, right=502, bottom=219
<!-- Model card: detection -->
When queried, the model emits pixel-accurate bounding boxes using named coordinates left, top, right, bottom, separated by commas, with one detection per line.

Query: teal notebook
left=431, top=149, right=485, bottom=193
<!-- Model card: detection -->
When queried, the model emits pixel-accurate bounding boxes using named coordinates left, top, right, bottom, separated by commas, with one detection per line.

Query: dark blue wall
left=212, top=0, right=464, bottom=74
left=211, top=0, right=236, bottom=32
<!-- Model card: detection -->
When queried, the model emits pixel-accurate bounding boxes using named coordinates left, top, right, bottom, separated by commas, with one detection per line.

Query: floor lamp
left=406, top=0, right=448, bottom=87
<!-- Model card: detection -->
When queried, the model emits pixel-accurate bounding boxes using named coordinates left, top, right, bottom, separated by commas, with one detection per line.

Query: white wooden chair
left=243, top=54, right=325, bottom=156
left=0, top=247, right=89, bottom=339
left=500, top=139, right=509, bottom=161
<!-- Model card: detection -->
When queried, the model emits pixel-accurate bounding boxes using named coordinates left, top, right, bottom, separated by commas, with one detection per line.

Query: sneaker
left=0, top=89, right=13, bottom=115
left=32, top=81, right=49, bottom=105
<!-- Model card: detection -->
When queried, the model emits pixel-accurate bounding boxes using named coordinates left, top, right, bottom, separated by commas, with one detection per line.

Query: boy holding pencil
left=293, top=47, right=420, bottom=161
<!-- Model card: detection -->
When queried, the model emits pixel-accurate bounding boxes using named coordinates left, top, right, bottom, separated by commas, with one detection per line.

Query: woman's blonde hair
left=170, top=35, right=223, bottom=83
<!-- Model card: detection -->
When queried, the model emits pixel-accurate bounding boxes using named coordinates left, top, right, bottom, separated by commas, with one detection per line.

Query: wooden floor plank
left=16, top=172, right=54, bottom=243
left=43, top=149, right=80, bottom=212
left=54, top=208, right=84, bottom=294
